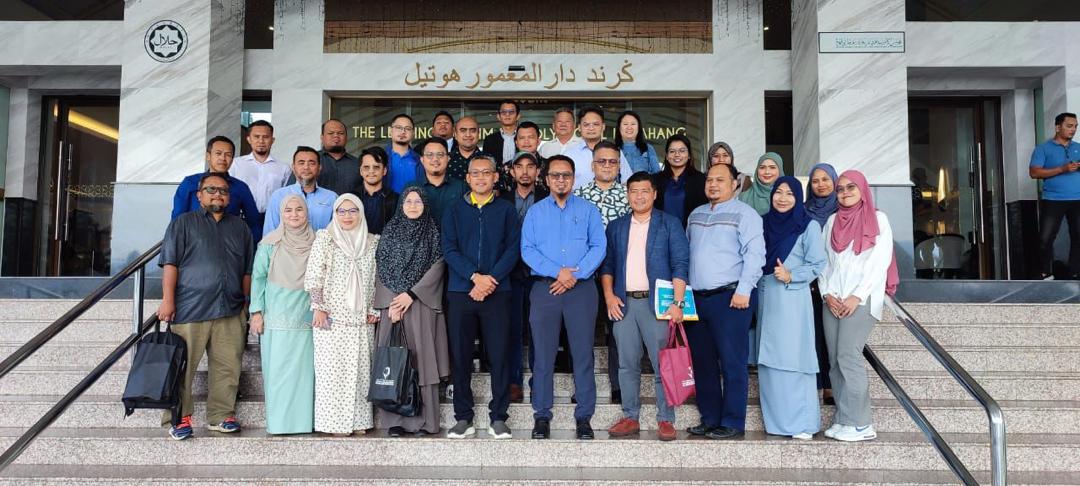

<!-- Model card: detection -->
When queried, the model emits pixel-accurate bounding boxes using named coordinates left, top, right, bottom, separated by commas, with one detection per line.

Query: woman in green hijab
left=740, top=152, right=785, bottom=215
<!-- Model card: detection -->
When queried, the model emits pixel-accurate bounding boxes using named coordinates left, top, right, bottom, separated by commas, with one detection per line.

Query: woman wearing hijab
left=304, top=193, right=381, bottom=435
left=805, top=163, right=839, bottom=405
left=707, top=142, right=751, bottom=194
left=374, top=187, right=450, bottom=436
left=819, top=170, right=900, bottom=442
left=655, top=133, right=708, bottom=228
left=739, top=152, right=785, bottom=216
left=755, top=176, right=827, bottom=440
left=249, top=194, right=317, bottom=435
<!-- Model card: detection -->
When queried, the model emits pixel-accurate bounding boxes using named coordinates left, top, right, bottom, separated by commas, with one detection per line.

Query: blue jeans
left=612, top=296, right=675, bottom=423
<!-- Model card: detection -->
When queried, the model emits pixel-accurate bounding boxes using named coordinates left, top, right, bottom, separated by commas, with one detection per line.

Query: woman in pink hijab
left=817, top=170, right=899, bottom=443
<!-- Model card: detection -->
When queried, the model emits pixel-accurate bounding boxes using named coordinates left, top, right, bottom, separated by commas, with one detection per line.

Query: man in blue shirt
left=171, top=136, right=262, bottom=242
left=441, top=155, right=520, bottom=440
left=521, top=155, right=606, bottom=440
left=264, top=146, right=338, bottom=235
left=1029, top=112, right=1080, bottom=279
left=387, top=113, right=422, bottom=193
left=685, top=163, right=765, bottom=440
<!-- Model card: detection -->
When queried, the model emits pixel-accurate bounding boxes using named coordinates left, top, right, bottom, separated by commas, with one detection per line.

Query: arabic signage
left=144, top=20, right=188, bottom=63
left=818, top=32, right=904, bottom=53
left=404, top=61, right=637, bottom=90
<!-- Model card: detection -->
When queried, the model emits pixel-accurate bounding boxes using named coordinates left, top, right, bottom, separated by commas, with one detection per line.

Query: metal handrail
left=0, top=241, right=163, bottom=380
left=866, top=296, right=1007, bottom=486
left=0, top=242, right=163, bottom=471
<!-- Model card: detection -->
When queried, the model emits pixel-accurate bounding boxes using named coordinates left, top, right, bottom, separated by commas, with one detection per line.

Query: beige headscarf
left=329, top=193, right=370, bottom=314
left=260, top=194, right=315, bottom=290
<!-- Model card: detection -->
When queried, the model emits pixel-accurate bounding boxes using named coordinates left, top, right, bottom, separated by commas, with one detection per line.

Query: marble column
left=712, top=0, right=769, bottom=174
left=791, top=0, right=914, bottom=276
left=270, top=0, right=327, bottom=163
left=110, top=0, right=245, bottom=272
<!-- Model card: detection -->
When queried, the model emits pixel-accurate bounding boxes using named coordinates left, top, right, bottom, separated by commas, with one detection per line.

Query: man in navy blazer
left=599, top=171, right=690, bottom=442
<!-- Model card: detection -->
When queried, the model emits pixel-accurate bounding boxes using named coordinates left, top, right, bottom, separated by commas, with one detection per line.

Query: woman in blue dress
left=755, top=175, right=827, bottom=440
left=249, top=194, right=316, bottom=434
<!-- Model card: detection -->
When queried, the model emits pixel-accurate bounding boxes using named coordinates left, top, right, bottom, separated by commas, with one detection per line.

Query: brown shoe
left=658, top=421, right=677, bottom=441
left=607, top=417, right=640, bottom=437
left=509, top=384, right=524, bottom=403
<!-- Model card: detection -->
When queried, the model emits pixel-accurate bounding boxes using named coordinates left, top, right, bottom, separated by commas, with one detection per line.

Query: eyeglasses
left=468, top=169, right=496, bottom=177
left=423, top=152, right=449, bottom=158
left=836, top=183, right=860, bottom=194
left=335, top=208, right=360, bottom=215
left=548, top=172, right=574, bottom=181
left=201, top=186, right=230, bottom=195
left=391, top=125, right=414, bottom=132
left=667, top=148, right=689, bottom=155
left=594, top=158, right=620, bottom=167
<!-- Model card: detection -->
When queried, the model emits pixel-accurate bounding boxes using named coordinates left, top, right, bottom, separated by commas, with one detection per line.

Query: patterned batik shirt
left=574, top=181, right=630, bottom=228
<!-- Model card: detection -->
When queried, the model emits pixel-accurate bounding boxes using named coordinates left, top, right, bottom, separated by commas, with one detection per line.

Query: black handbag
left=368, top=321, right=422, bottom=417
left=121, top=321, right=188, bottom=426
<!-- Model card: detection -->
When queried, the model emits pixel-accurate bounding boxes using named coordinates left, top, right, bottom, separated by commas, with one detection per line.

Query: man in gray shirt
left=157, top=172, right=254, bottom=441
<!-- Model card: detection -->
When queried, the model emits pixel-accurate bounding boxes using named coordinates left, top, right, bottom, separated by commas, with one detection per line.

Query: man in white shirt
left=538, top=107, right=582, bottom=159
left=229, top=120, right=291, bottom=214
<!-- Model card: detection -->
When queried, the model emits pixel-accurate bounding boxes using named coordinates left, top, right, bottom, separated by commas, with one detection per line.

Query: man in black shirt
left=316, top=119, right=360, bottom=194
left=352, top=146, right=398, bottom=235
left=157, top=172, right=254, bottom=441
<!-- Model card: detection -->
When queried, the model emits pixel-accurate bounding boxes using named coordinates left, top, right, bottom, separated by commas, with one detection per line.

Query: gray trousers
left=612, top=297, right=675, bottom=423
left=821, top=303, right=876, bottom=427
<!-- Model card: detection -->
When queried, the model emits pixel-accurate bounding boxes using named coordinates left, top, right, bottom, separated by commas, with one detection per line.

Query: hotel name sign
left=819, top=32, right=905, bottom=53
left=404, top=60, right=637, bottom=90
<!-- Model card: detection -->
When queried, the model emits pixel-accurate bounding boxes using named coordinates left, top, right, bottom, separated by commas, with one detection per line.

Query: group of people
left=157, top=101, right=897, bottom=445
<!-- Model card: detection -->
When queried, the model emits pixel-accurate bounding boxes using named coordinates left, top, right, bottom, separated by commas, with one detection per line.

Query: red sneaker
left=607, top=417, right=640, bottom=437
left=658, top=421, right=677, bottom=441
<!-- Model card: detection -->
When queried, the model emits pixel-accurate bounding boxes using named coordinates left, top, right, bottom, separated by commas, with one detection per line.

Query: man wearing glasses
left=158, top=172, right=254, bottom=440
left=172, top=136, right=262, bottom=241
left=447, top=116, right=485, bottom=182
left=387, top=113, right=422, bottom=193
left=521, top=155, right=606, bottom=440
left=441, top=155, right=520, bottom=440
left=417, top=137, right=467, bottom=225
left=483, top=100, right=521, bottom=165
left=1030, top=112, right=1080, bottom=280
left=574, top=140, right=631, bottom=405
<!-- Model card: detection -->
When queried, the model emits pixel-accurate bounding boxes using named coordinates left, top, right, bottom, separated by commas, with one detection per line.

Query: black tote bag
left=367, top=321, right=422, bottom=417
left=122, top=321, right=188, bottom=426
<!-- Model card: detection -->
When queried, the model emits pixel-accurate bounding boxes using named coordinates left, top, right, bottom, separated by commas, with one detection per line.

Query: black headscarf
left=376, top=186, right=442, bottom=293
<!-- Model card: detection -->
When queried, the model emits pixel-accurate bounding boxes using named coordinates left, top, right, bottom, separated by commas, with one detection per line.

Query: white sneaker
left=823, top=423, right=843, bottom=439
left=832, top=424, right=876, bottom=442
left=792, top=432, right=813, bottom=440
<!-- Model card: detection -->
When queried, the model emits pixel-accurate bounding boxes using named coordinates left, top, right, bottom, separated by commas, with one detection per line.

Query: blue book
left=653, top=279, right=699, bottom=321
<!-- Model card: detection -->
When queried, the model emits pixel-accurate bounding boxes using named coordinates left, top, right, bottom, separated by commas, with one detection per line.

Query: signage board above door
left=819, top=32, right=905, bottom=53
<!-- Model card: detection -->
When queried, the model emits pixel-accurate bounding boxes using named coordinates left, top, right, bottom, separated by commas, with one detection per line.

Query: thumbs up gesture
left=773, top=258, right=792, bottom=284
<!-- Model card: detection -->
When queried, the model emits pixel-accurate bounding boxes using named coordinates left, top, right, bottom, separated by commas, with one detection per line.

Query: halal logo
left=144, top=20, right=187, bottom=63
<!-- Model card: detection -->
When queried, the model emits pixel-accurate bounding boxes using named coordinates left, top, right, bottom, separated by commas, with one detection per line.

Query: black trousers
left=1038, top=199, right=1080, bottom=277
left=810, top=281, right=831, bottom=390
left=448, top=291, right=511, bottom=423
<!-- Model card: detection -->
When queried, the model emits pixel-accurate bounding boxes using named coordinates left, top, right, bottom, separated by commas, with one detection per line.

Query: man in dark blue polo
left=441, top=154, right=520, bottom=440
left=521, top=155, right=606, bottom=440
left=1030, top=112, right=1080, bottom=280
left=601, top=171, right=689, bottom=442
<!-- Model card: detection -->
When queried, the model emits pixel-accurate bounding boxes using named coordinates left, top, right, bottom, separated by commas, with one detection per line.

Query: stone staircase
left=0, top=299, right=1077, bottom=484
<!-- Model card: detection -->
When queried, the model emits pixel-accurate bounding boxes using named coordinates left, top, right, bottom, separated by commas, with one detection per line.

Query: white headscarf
left=328, top=193, right=370, bottom=314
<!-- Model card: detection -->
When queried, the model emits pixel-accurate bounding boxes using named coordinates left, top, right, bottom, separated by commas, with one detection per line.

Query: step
left=885, top=303, right=1080, bottom=325
left=0, top=343, right=265, bottom=371
left=0, top=300, right=143, bottom=322
left=869, top=321, right=1080, bottom=348
left=2, top=393, right=1075, bottom=436
left=871, top=345, right=1080, bottom=373
left=3, top=428, right=1076, bottom=473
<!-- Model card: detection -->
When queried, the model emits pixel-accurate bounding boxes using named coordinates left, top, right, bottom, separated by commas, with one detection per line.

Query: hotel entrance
left=330, top=97, right=711, bottom=168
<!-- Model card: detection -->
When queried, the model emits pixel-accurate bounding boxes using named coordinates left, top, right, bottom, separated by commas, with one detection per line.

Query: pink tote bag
left=659, top=320, right=696, bottom=407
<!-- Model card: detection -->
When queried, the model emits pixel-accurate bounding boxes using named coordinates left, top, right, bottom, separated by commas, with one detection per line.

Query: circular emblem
left=144, top=20, right=188, bottom=63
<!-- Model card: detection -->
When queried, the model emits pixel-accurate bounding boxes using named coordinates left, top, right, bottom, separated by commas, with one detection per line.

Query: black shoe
left=532, top=419, right=550, bottom=439
left=570, top=394, right=577, bottom=404
left=576, top=420, right=594, bottom=440
left=610, top=389, right=622, bottom=404
left=705, top=426, right=744, bottom=440
left=388, top=426, right=406, bottom=437
left=823, top=396, right=836, bottom=406
left=686, top=423, right=710, bottom=436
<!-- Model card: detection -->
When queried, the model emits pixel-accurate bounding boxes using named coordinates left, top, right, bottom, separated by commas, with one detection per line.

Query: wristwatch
left=672, top=300, right=686, bottom=309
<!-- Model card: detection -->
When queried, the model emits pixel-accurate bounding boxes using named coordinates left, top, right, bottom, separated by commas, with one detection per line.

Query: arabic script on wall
left=404, top=61, right=636, bottom=90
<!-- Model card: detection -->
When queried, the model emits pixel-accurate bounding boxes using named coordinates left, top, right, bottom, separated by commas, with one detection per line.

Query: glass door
left=37, top=97, right=119, bottom=276
left=908, top=97, right=1006, bottom=279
